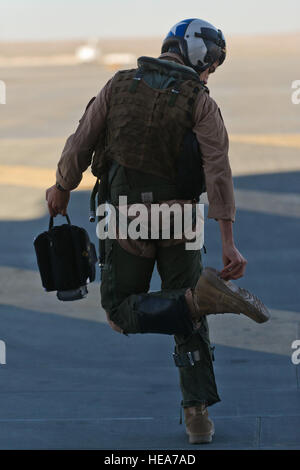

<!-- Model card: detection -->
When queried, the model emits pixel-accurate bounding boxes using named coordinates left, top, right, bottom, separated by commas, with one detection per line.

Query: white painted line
left=0, top=417, right=154, bottom=423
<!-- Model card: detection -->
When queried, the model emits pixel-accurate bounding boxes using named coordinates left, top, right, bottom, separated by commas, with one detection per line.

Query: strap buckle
left=169, top=82, right=181, bottom=106
left=173, top=349, right=201, bottom=368
left=129, top=70, right=143, bottom=93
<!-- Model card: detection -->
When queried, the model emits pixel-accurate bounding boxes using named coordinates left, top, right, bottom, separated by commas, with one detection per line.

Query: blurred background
left=1, top=0, right=300, bottom=217
left=0, top=0, right=300, bottom=449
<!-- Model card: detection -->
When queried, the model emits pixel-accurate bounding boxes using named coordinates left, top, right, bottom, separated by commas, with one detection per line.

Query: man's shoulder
left=193, top=89, right=226, bottom=125
left=111, top=68, right=138, bottom=82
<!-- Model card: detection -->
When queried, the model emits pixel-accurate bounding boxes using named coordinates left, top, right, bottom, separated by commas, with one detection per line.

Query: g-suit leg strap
left=135, top=295, right=193, bottom=336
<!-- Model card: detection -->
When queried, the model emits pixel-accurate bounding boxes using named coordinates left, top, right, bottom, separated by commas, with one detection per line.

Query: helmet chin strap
left=196, top=62, right=211, bottom=73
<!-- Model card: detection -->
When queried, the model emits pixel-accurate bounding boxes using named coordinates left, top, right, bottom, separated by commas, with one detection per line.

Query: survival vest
left=91, top=56, right=208, bottom=181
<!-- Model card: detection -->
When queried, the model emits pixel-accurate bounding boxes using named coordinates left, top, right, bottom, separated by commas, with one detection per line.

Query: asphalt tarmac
left=0, top=52, right=299, bottom=449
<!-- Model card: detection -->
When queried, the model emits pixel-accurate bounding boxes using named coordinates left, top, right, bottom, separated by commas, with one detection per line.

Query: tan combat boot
left=184, top=405, right=215, bottom=444
left=186, top=267, right=270, bottom=324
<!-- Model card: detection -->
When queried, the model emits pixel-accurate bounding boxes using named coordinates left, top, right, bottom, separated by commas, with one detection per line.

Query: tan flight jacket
left=56, top=53, right=236, bottom=222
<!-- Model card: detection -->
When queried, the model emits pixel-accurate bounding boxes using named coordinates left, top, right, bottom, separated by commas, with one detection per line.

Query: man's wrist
left=221, top=235, right=234, bottom=247
left=55, top=182, right=68, bottom=192
left=219, top=219, right=234, bottom=246
left=222, top=239, right=235, bottom=248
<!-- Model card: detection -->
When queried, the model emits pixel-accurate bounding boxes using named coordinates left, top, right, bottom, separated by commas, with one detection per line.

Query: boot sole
left=188, top=431, right=214, bottom=444
left=187, top=423, right=215, bottom=444
left=200, top=267, right=270, bottom=324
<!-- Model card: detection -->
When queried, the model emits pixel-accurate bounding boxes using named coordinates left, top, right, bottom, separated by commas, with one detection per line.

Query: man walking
left=46, top=18, right=269, bottom=444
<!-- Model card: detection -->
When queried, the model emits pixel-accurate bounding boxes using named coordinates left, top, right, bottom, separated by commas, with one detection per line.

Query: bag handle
left=49, top=213, right=71, bottom=230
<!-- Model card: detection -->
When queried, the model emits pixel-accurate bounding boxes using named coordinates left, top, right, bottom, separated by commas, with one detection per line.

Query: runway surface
left=0, top=42, right=299, bottom=448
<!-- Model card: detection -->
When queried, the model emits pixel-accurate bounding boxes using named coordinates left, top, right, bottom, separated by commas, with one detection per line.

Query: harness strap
left=89, top=179, right=99, bottom=222
left=89, top=173, right=110, bottom=277
left=129, top=68, right=144, bottom=93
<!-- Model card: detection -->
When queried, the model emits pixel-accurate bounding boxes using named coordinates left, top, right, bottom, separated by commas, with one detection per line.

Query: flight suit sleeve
left=193, top=92, right=236, bottom=222
left=55, top=78, right=113, bottom=190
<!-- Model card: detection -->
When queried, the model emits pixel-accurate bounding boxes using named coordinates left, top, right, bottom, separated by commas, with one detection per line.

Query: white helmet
left=161, top=18, right=226, bottom=73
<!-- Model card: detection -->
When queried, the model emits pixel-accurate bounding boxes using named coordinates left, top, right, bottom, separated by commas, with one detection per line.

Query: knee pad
left=135, top=295, right=193, bottom=336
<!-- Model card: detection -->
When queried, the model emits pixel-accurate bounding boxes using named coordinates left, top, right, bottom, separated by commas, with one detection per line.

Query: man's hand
left=46, top=185, right=70, bottom=217
left=220, top=242, right=247, bottom=280
left=218, top=219, right=247, bottom=280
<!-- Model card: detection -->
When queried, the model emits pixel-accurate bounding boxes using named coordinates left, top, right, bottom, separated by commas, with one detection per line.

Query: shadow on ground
left=0, top=170, right=299, bottom=449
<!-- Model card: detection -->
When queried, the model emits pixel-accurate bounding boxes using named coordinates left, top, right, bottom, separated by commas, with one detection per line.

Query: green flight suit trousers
left=100, top=166, right=220, bottom=408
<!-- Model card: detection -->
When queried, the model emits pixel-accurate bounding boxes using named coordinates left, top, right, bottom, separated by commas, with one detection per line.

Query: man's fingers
left=56, top=205, right=67, bottom=216
left=237, top=262, right=247, bottom=279
left=45, top=185, right=70, bottom=215
left=226, top=264, right=244, bottom=279
left=221, top=269, right=242, bottom=280
left=221, top=259, right=240, bottom=274
left=221, top=259, right=246, bottom=277
left=221, top=261, right=247, bottom=280
left=221, top=243, right=247, bottom=280
left=47, top=197, right=67, bottom=217
left=47, top=199, right=58, bottom=217
left=221, top=269, right=240, bottom=280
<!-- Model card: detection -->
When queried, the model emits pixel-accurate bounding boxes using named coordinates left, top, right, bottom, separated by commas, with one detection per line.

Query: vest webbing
left=91, top=57, right=207, bottom=180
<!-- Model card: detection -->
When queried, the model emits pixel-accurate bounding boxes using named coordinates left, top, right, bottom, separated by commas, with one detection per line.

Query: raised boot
left=186, top=267, right=270, bottom=324
left=184, top=405, right=215, bottom=444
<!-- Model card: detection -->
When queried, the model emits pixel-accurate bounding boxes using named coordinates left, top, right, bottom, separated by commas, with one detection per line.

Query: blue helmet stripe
left=166, top=18, right=195, bottom=38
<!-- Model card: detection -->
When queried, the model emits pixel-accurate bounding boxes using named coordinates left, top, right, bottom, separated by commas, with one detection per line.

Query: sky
left=1, top=0, right=300, bottom=41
